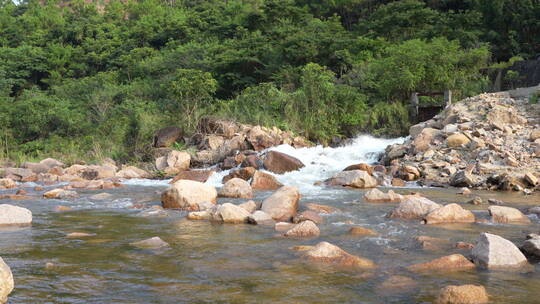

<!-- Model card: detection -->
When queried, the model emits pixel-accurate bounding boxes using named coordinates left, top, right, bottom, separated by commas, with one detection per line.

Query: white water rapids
left=124, top=135, right=406, bottom=193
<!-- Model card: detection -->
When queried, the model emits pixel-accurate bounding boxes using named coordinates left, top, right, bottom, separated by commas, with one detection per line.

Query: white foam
left=121, top=178, right=172, bottom=187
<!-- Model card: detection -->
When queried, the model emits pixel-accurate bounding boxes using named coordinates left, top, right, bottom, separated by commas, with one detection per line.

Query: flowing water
left=1, top=135, right=540, bottom=303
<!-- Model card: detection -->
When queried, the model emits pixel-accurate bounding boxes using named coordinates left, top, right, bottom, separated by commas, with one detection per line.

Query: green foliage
left=2, top=0, right=538, bottom=162
left=530, top=93, right=539, bottom=105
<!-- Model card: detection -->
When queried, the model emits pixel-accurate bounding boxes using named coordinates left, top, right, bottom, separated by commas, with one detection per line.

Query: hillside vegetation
left=1, top=0, right=539, bottom=163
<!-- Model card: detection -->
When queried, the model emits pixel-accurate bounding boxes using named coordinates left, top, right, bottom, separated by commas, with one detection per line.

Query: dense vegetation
left=1, top=0, right=538, bottom=163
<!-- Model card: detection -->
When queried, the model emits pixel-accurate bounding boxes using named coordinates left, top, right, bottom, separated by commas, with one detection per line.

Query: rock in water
left=263, top=151, right=305, bottom=174
left=130, top=237, right=169, bottom=249
left=436, top=285, right=489, bottom=304
left=260, top=186, right=300, bottom=221
left=389, top=197, right=442, bottom=219
left=488, top=206, right=530, bottom=224
left=423, top=203, right=475, bottom=224
left=325, top=170, right=378, bottom=188
left=471, top=233, right=528, bottom=269
left=43, top=189, right=79, bottom=199
left=218, top=178, right=253, bottom=198
left=0, top=257, right=14, bottom=304
left=407, top=254, right=475, bottom=272
left=0, top=178, right=16, bottom=189
left=250, top=170, right=283, bottom=190
left=0, top=204, right=32, bottom=226
left=301, top=241, right=375, bottom=269
left=283, top=220, right=320, bottom=237
left=363, top=188, right=402, bottom=203
left=247, top=211, right=275, bottom=225
left=161, top=180, right=217, bottom=210
left=210, top=203, right=251, bottom=223
left=521, top=236, right=540, bottom=258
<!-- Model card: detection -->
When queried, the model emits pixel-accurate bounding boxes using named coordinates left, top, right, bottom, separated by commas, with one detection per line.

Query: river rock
left=305, top=203, right=340, bottom=214
left=161, top=180, right=217, bottom=210
left=238, top=200, right=257, bottom=213
left=198, top=117, right=238, bottom=138
left=0, top=178, right=16, bottom=189
left=283, top=220, right=320, bottom=237
left=21, top=162, right=50, bottom=174
left=446, top=133, right=470, bottom=147
left=343, top=163, right=373, bottom=175
left=218, top=178, right=253, bottom=198
left=247, top=126, right=279, bottom=151
left=170, top=170, right=214, bottom=183
left=325, top=170, right=378, bottom=188
left=116, top=166, right=151, bottom=179
left=363, top=188, right=402, bottom=203
left=81, top=165, right=116, bottom=180
left=0, top=204, right=32, bottom=225
left=274, top=222, right=295, bottom=232
left=187, top=210, right=210, bottom=220
left=407, top=254, right=475, bottom=272
left=450, top=170, right=477, bottom=187
left=377, top=275, right=416, bottom=294
left=43, top=189, right=79, bottom=199
left=415, top=236, right=451, bottom=251
left=250, top=170, right=283, bottom=190
left=130, top=237, right=169, bottom=249
left=471, top=233, right=528, bottom=269
left=437, top=285, right=489, bottom=304
left=349, top=226, right=377, bottom=236
left=89, top=193, right=113, bottom=200
left=263, top=151, right=305, bottom=174
left=153, top=126, right=182, bottom=148
left=301, top=241, right=375, bottom=269
left=0, top=257, right=14, bottom=304
left=389, top=197, right=442, bottom=219
left=260, top=186, right=300, bottom=221
left=223, top=167, right=256, bottom=183
left=423, top=203, right=475, bottom=224
left=522, top=236, right=540, bottom=258
left=488, top=206, right=530, bottom=224
left=210, top=203, right=251, bottom=223
left=247, top=210, right=274, bottom=225
left=292, top=210, right=323, bottom=224
left=524, top=172, right=538, bottom=186
left=39, top=158, right=65, bottom=168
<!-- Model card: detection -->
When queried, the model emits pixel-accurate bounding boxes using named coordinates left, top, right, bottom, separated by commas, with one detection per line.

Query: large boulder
left=80, top=165, right=116, bottom=180
left=21, top=162, right=50, bottom=174
left=423, top=203, right=475, bottom=224
left=161, top=180, right=217, bottom=210
left=0, top=204, right=32, bottom=226
left=389, top=197, right=442, bottom=219
left=153, top=126, right=182, bottom=148
left=343, top=163, right=373, bottom=175
left=488, top=206, right=530, bottom=224
left=169, top=170, right=214, bottom=183
left=263, top=151, right=305, bottom=174
left=250, top=170, right=283, bottom=190
left=325, top=170, right=378, bottom=188
left=0, top=257, right=14, bottom=304
left=1, top=168, right=35, bottom=182
left=159, top=151, right=191, bottom=175
left=39, top=158, right=64, bottom=168
left=247, top=126, right=279, bottom=151
left=210, top=203, right=251, bottom=223
left=407, top=254, right=475, bottom=272
left=437, top=285, right=489, bottom=304
left=218, top=178, right=253, bottom=198
left=450, top=170, right=477, bottom=187
left=301, top=241, right=375, bottom=269
left=283, top=220, right=320, bottom=237
left=260, top=186, right=300, bottom=221
left=471, top=233, right=528, bottom=269
left=247, top=211, right=275, bottom=225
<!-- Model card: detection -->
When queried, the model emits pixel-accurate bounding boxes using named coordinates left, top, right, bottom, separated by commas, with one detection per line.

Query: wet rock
left=0, top=257, right=14, bottom=304
left=522, top=236, right=540, bottom=258
left=325, top=170, right=378, bottom=188
left=377, top=276, right=416, bottom=294
left=400, top=165, right=421, bottom=181
left=407, top=254, right=475, bottom=272
left=263, top=151, right=305, bottom=174
left=391, top=178, right=406, bottom=187
left=437, top=285, right=489, bottom=304
left=130, top=237, right=169, bottom=249
left=247, top=211, right=275, bottom=225
left=43, top=189, right=79, bottom=199
left=292, top=210, right=323, bottom=224
left=54, top=205, right=72, bottom=212
left=250, top=170, right=283, bottom=190
left=170, top=170, right=214, bottom=183
left=218, top=178, right=253, bottom=198
left=343, top=163, right=373, bottom=175
left=222, top=167, right=256, bottom=183
left=210, top=203, right=251, bottom=223
left=524, top=172, right=538, bottom=186
left=187, top=210, right=210, bottom=220
left=241, top=154, right=263, bottom=169
left=0, top=178, right=16, bottom=189
left=301, top=241, right=375, bottom=269
left=423, top=203, right=475, bottom=224
left=459, top=187, right=471, bottom=195
left=260, top=186, right=300, bottom=221
left=153, top=126, right=182, bottom=148
left=471, top=232, right=528, bottom=269
left=450, top=170, right=477, bottom=187
left=363, top=188, right=402, bottom=203
left=238, top=200, right=257, bottom=213
left=487, top=198, right=504, bottom=205
left=389, top=197, right=442, bottom=219
left=161, top=180, right=217, bottom=210
left=349, top=226, right=377, bottom=236
left=446, top=133, right=470, bottom=147
left=415, top=236, right=451, bottom=251
left=0, top=204, right=32, bottom=225
left=274, top=222, right=295, bottom=232
left=89, top=193, right=113, bottom=201
left=283, top=220, right=320, bottom=237
left=467, top=197, right=483, bottom=205
left=455, top=242, right=475, bottom=250
left=305, top=203, right=340, bottom=214
left=488, top=206, right=530, bottom=224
